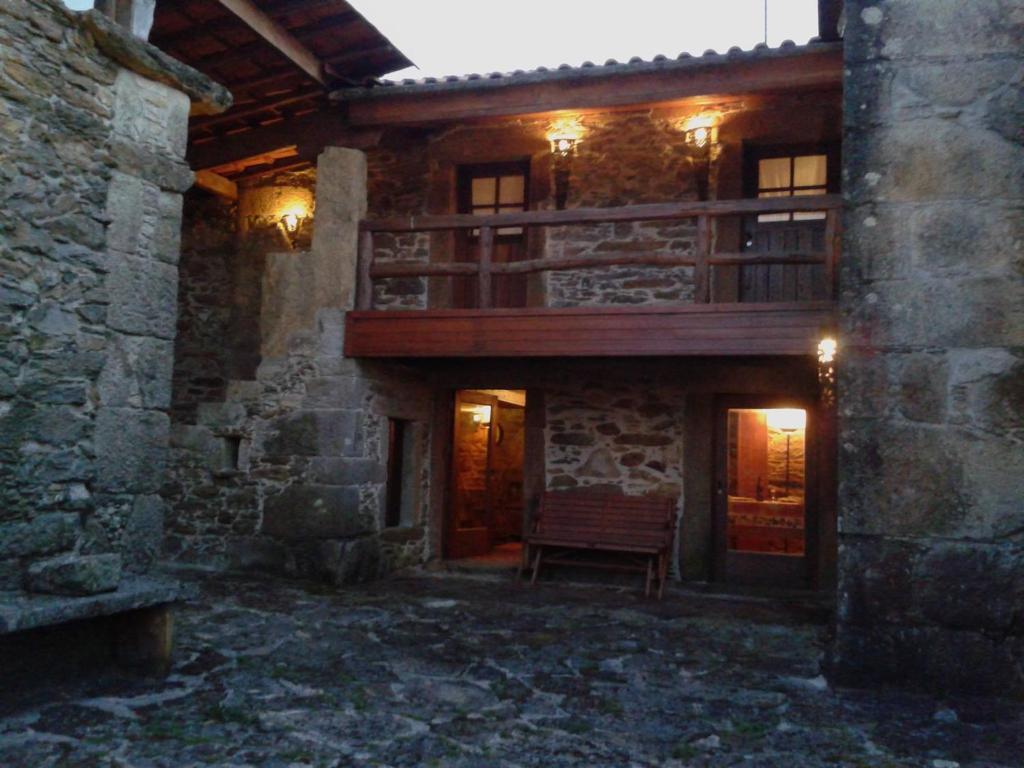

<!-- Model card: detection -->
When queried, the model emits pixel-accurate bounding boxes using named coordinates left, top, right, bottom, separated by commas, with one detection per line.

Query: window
left=747, top=147, right=835, bottom=223
left=457, top=162, right=529, bottom=236
left=385, top=419, right=415, bottom=528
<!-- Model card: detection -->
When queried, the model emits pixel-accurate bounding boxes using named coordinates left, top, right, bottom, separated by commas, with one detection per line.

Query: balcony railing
left=355, top=195, right=841, bottom=311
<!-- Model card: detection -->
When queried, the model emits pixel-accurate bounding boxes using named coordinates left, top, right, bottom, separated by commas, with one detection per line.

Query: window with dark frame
left=457, top=161, right=530, bottom=236
left=384, top=418, right=407, bottom=529
left=745, top=144, right=839, bottom=224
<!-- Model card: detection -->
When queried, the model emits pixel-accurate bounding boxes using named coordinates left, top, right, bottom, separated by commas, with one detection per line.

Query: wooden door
left=740, top=220, right=827, bottom=302
left=446, top=391, right=498, bottom=559
left=488, top=402, right=525, bottom=542
left=453, top=162, right=529, bottom=309
left=713, top=397, right=817, bottom=589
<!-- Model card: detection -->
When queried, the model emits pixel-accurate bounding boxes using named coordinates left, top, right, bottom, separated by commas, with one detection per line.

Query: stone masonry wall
left=545, top=378, right=686, bottom=558
left=834, top=0, right=1024, bottom=697
left=0, top=0, right=207, bottom=594
left=165, top=149, right=436, bottom=583
left=363, top=97, right=840, bottom=311
left=544, top=112, right=698, bottom=307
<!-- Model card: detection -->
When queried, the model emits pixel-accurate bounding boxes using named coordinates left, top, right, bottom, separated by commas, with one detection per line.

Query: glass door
left=715, top=400, right=814, bottom=588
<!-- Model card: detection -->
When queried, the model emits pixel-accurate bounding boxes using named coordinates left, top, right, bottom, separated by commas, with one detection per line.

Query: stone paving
left=0, top=571, right=1021, bottom=767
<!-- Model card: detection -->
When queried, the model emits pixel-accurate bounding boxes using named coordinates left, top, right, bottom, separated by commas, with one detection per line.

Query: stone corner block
left=27, top=553, right=123, bottom=597
left=0, top=514, right=80, bottom=560
left=262, top=485, right=371, bottom=541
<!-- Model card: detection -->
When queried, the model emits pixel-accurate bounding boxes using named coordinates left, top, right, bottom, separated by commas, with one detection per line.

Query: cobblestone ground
left=0, top=571, right=1021, bottom=767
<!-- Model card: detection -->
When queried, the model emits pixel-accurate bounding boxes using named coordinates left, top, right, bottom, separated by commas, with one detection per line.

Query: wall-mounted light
left=277, top=204, right=309, bottom=247
left=547, top=117, right=584, bottom=211
left=817, top=336, right=838, bottom=407
left=766, top=408, right=807, bottom=433
left=460, top=403, right=492, bottom=428
left=680, top=113, right=720, bottom=201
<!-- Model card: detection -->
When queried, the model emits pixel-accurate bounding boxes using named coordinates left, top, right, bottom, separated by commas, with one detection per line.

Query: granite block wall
left=164, top=149, right=436, bottom=583
left=833, top=0, right=1024, bottom=698
left=0, top=0, right=223, bottom=595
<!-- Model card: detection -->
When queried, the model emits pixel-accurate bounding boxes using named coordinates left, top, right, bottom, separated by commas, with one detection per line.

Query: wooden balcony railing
left=355, top=195, right=842, bottom=311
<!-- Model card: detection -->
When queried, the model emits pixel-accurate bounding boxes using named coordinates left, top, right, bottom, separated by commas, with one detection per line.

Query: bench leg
left=657, top=554, right=669, bottom=600
left=645, top=556, right=654, bottom=598
left=530, top=547, right=543, bottom=585
left=114, top=605, right=174, bottom=676
left=516, top=543, right=528, bottom=582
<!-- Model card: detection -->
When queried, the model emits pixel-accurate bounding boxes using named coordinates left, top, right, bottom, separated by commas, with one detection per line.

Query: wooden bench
left=519, top=490, right=677, bottom=599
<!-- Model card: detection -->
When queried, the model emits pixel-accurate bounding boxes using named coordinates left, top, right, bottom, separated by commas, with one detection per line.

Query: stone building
left=0, top=0, right=1021, bottom=699
left=0, top=0, right=228, bottom=653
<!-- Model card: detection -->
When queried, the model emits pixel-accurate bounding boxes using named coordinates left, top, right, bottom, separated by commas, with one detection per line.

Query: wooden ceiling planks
left=149, top=0, right=411, bottom=175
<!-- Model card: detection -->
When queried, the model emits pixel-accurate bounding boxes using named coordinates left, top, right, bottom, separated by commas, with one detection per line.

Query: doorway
left=453, top=162, right=530, bottom=309
left=714, top=398, right=815, bottom=588
left=447, top=390, right=526, bottom=562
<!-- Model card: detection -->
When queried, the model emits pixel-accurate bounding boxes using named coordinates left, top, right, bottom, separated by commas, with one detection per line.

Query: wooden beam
left=343, top=303, right=837, bottom=359
left=194, top=169, right=239, bottom=200
left=339, top=47, right=843, bottom=127
left=230, top=158, right=313, bottom=182
left=362, top=195, right=842, bottom=233
left=188, top=111, right=381, bottom=170
left=190, top=87, right=324, bottom=131
left=216, top=0, right=326, bottom=84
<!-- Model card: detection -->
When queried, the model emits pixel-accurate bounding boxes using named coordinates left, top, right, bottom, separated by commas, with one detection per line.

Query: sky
left=61, top=0, right=820, bottom=80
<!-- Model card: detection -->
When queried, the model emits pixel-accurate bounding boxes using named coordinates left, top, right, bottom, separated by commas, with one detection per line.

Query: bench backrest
left=535, top=490, right=676, bottom=550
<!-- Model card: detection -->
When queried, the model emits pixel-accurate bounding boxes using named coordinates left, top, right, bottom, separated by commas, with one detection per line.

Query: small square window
left=755, top=153, right=830, bottom=223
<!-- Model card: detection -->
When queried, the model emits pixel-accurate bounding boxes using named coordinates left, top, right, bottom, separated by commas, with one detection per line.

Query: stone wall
left=363, top=96, right=841, bottom=310
left=834, top=0, right=1024, bottom=698
left=544, top=112, right=698, bottom=307
left=0, top=0, right=222, bottom=595
left=545, top=378, right=687, bottom=558
left=164, top=150, right=436, bottom=583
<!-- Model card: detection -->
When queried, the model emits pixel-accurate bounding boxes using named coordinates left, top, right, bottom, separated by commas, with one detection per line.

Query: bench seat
left=520, top=490, right=677, bottom=598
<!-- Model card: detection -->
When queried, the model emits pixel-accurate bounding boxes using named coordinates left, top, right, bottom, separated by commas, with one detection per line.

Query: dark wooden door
left=453, top=162, right=529, bottom=309
left=447, top=391, right=499, bottom=559
left=740, top=219, right=828, bottom=302
left=489, top=402, right=525, bottom=543
left=713, top=396, right=818, bottom=589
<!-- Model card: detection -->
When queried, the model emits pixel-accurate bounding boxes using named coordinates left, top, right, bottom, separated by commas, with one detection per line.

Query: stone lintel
left=80, top=9, right=232, bottom=116
left=0, top=576, right=187, bottom=635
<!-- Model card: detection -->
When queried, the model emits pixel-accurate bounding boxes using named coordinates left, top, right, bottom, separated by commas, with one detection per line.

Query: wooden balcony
left=345, top=196, right=840, bottom=359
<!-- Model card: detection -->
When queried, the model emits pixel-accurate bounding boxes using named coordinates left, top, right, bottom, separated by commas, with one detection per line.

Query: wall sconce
left=277, top=205, right=309, bottom=248
left=681, top=113, right=720, bottom=201
left=817, top=337, right=838, bottom=408
left=461, top=404, right=492, bottom=429
left=547, top=118, right=583, bottom=211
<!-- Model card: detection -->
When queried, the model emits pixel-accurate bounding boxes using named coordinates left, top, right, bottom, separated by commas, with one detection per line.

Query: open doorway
left=447, top=390, right=526, bottom=565
left=714, top=399, right=815, bottom=589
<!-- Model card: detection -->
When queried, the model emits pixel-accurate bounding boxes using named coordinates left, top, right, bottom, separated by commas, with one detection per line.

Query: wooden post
left=694, top=214, right=712, bottom=303
left=357, top=230, right=374, bottom=310
left=824, top=208, right=840, bottom=301
left=114, top=605, right=174, bottom=676
left=478, top=226, right=493, bottom=309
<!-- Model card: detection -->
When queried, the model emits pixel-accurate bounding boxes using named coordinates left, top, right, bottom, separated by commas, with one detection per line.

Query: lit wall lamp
left=461, top=404, right=492, bottom=429
left=681, top=113, right=720, bottom=201
left=277, top=205, right=309, bottom=248
left=817, top=336, right=838, bottom=408
left=547, top=118, right=583, bottom=210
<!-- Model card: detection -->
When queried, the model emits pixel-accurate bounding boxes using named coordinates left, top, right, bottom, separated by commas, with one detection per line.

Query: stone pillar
left=260, top=149, right=366, bottom=358
left=834, top=0, right=1024, bottom=697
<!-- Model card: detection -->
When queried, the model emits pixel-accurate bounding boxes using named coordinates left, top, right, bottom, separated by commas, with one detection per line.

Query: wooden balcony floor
left=344, top=302, right=836, bottom=358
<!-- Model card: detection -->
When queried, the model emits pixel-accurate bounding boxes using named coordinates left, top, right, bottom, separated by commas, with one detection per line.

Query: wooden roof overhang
left=149, top=0, right=411, bottom=187
left=331, top=42, right=843, bottom=128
